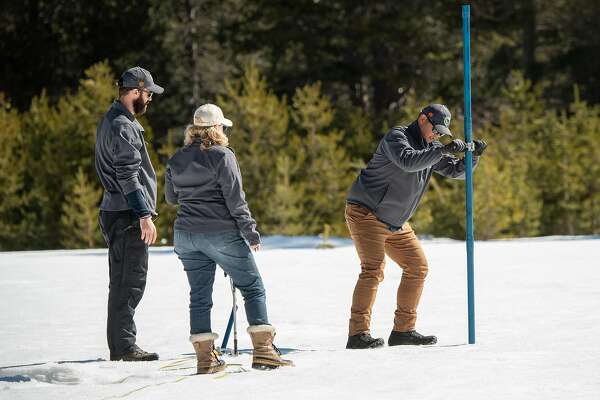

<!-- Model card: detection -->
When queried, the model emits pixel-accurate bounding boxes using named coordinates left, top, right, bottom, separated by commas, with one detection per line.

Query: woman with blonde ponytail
left=165, top=104, right=293, bottom=374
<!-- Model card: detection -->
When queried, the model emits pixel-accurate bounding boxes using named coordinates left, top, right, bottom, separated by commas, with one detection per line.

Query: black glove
left=441, top=139, right=467, bottom=154
left=474, top=139, right=487, bottom=156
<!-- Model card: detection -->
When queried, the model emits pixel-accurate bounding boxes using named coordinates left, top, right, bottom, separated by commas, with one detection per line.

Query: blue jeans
left=174, top=229, right=269, bottom=334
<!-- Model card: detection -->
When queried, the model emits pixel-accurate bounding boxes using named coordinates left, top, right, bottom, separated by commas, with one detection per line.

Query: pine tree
left=60, top=168, right=103, bottom=249
left=21, top=62, right=116, bottom=249
left=290, top=83, right=355, bottom=235
left=154, top=128, right=182, bottom=245
left=0, top=95, right=29, bottom=250
left=218, top=64, right=290, bottom=228
left=264, top=155, right=305, bottom=235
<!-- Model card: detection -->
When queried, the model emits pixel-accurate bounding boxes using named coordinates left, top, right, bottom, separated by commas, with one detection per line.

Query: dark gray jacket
left=95, top=101, right=157, bottom=214
left=165, top=142, right=260, bottom=246
left=347, top=122, right=479, bottom=229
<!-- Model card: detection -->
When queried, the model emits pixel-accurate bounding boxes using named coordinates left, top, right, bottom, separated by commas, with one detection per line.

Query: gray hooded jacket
left=165, top=142, right=260, bottom=246
left=95, top=101, right=157, bottom=214
left=347, top=121, right=478, bottom=229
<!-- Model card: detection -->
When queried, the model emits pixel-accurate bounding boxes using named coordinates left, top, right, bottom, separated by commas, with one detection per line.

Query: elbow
left=398, top=161, right=424, bottom=173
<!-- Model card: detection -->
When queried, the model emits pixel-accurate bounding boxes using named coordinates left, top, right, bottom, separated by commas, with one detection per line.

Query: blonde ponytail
left=184, top=125, right=229, bottom=150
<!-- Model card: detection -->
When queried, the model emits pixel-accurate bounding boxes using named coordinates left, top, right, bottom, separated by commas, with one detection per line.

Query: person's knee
left=238, top=278, right=266, bottom=301
left=359, top=263, right=385, bottom=282
left=406, top=262, right=428, bottom=279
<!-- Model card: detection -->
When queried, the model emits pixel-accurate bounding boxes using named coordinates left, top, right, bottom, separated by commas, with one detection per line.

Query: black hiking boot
left=111, top=345, right=159, bottom=361
left=388, top=330, right=437, bottom=346
left=346, top=332, right=385, bottom=349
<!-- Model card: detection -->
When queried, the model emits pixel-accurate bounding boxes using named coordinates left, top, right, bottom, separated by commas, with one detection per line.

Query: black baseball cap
left=421, top=104, right=452, bottom=137
left=118, top=67, right=164, bottom=94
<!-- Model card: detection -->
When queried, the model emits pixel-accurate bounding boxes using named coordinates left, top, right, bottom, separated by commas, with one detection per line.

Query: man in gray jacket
left=95, top=67, right=164, bottom=361
left=345, top=104, right=487, bottom=349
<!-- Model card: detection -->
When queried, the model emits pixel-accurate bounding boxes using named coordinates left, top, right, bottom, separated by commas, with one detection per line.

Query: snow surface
left=1, top=237, right=599, bottom=399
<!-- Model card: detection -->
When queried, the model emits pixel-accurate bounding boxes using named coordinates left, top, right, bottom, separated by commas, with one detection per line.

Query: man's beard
left=133, top=96, right=148, bottom=115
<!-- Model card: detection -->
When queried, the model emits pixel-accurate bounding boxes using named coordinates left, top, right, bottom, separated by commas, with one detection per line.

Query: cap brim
left=435, top=124, right=452, bottom=137
left=222, top=118, right=233, bottom=127
left=147, top=83, right=164, bottom=94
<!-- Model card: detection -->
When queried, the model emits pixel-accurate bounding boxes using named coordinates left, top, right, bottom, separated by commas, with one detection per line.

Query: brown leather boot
left=190, top=333, right=226, bottom=374
left=247, top=325, right=294, bottom=370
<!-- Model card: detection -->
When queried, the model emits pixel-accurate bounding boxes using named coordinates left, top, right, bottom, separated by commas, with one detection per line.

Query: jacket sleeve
left=432, top=154, right=480, bottom=179
left=381, top=130, right=444, bottom=172
left=125, top=189, right=152, bottom=218
left=112, top=123, right=144, bottom=195
left=164, top=165, right=179, bottom=205
left=215, top=150, right=260, bottom=246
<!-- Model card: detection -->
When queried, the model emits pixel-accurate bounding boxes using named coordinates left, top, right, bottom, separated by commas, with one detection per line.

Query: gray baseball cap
left=421, top=104, right=452, bottom=137
left=118, top=67, right=164, bottom=94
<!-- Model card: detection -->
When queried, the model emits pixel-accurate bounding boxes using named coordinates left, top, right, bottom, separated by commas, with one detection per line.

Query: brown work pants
left=345, top=203, right=429, bottom=336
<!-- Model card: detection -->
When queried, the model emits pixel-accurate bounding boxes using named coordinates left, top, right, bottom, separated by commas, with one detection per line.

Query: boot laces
left=130, top=345, right=148, bottom=356
left=210, top=345, right=221, bottom=360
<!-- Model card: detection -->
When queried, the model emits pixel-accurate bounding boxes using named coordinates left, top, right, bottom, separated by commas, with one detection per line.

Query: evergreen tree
left=148, top=0, right=247, bottom=132
left=538, top=87, right=600, bottom=235
left=290, top=83, right=355, bottom=235
left=60, top=168, right=103, bottom=249
left=218, top=64, right=290, bottom=229
left=154, top=128, right=182, bottom=245
left=20, top=62, right=116, bottom=249
left=0, top=95, right=29, bottom=250
left=265, top=154, right=305, bottom=235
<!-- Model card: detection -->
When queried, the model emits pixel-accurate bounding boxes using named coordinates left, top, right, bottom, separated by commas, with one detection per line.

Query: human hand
left=250, top=244, right=261, bottom=252
left=441, top=139, right=467, bottom=154
left=474, top=139, right=488, bottom=156
left=140, top=216, right=157, bottom=245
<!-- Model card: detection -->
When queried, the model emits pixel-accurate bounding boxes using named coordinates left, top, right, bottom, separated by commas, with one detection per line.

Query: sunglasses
left=138, top=88, right=153, bottom=99
left=424, top=114, right=439, bottom=135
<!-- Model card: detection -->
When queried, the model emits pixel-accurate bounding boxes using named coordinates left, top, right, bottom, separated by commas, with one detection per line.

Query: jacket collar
left=112, top=100, right=136, bottom=122
left=406, top=120, right=428, bottom=148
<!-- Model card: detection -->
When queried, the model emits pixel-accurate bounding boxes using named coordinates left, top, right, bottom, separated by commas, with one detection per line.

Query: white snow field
left=1, top=236, right=599, bottom=400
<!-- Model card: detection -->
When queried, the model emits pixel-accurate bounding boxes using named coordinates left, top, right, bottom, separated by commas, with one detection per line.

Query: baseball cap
left=118, top=67, right=164, bottom=94
left=193, top=104, right=233, bottom=127
left=421, top=104, right=452, bottom=137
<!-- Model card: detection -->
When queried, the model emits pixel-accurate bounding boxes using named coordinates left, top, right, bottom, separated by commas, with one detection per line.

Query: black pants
left=99, top=210, right=148, bottom=356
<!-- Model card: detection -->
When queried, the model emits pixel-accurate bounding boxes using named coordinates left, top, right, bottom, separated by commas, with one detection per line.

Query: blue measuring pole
left=462, top=4, right=476, bottom=344
left=221, top=308, right=234, bottom=349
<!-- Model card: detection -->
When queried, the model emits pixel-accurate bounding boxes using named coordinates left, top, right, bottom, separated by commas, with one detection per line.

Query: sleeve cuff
left=125, top=189, right=151, bottom=219
left=244, top=231, right=261, bottom=246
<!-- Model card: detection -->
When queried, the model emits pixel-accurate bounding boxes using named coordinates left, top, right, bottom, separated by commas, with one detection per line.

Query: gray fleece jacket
left=95, top=101, right=157, bottom=215
left=165, top=142, right=260, bottom=246
left=347, top=121, right=479, bottom=229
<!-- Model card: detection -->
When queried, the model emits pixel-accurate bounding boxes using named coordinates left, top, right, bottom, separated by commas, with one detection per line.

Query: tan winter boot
left=247, top=325, right=294, bottom=370
left=190, top=333, right=226, bottom=374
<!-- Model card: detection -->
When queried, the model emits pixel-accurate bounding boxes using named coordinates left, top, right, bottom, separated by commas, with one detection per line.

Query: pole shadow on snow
left=212, top=347, right=311, bottom=356
left=0, top=375, right=32, bottom=383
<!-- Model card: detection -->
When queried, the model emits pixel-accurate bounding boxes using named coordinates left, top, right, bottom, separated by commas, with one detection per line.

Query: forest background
left=1, top=0, right=599, bottom=250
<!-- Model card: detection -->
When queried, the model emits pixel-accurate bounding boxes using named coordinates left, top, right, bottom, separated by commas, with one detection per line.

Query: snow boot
left=346, top=332, right=385, bottom=349
left=247, top=325, right=294, bottom=370
left=388, top=330, right=437, bottom=346
left=110, top=345, right=159, bottom=361
left=190, top=333, right=226, bottom=374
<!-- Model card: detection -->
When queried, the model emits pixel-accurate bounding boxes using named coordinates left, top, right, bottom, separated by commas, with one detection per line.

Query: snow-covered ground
left=1, top=236, right=599, bottom=400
